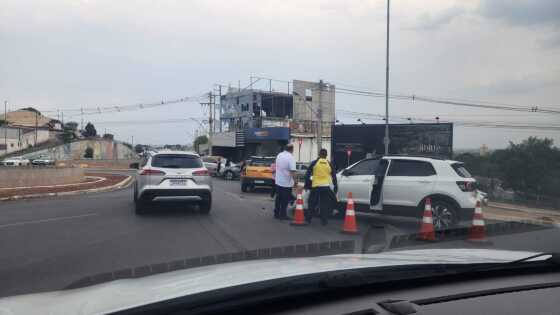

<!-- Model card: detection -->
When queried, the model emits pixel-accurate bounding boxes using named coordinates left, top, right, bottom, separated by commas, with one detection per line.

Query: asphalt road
left=1, top=176, right=558, bottom=298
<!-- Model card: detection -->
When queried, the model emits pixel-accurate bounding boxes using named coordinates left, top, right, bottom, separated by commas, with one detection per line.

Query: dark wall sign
left=332, top=123, right=453, bottom=169
left=245, top=127, right=290, bottom=143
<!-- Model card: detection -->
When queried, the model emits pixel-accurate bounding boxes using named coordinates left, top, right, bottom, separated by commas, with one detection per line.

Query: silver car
left=132, top=151, right=212, bottom=214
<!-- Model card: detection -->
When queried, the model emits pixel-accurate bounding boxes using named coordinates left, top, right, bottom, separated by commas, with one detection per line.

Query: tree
left=193, top=135, right=208, bottom=147
left=134, top=144, right=144, bottom=153
left=497, top=137, right=560, bottom=198
left=102, top=133, right=114, bottom=140
left=64, top=121, right=79, bottom=132
left=82, top=122, right=97, bottom=137
left=84, top=147, right=94, bottom=158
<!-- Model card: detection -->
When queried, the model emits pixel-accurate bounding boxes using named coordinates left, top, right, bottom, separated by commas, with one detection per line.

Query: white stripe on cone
left=473, top=219, right=485, bottom=226
left=346, top=209, right=355, bottom=216
left=423, top=216, right=433, bottom=224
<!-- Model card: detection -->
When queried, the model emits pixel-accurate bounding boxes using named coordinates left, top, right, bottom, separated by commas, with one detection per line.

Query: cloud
left=539, top=34, right=560, bottom=49
left=412, top=6, right=466, bottom=31
left=478, top=0, right=560, bottom=27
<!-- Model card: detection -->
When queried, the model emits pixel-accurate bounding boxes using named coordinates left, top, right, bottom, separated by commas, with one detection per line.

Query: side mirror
left=342, top=169, right=354, bottom=177
left=129, top=162, right=140, bottom=169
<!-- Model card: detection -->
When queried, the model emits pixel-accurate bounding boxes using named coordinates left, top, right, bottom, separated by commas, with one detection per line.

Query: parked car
left=295, top=162, right=309, bottom=183
left=297, top=156, right=478, bottom=230
left=131, top=151, right=212, bottom=214
left=201, top=156, right=221, bottom=176
left=477, top=190, right=489, bottom=206
left=1, top=156, right=31, bottom=166
left=31, top=155, right=55, bottom=166
left=240, top=156, right=275, bottom=192
left=216, top=161, right=241, bottom=180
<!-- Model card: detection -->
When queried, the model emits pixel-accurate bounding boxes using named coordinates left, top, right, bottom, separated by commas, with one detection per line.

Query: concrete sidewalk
left=485, top=202, right=560, bottom=227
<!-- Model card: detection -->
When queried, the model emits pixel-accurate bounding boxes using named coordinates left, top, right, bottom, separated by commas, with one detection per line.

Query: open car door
left=369, top=159, right=389, bottom=211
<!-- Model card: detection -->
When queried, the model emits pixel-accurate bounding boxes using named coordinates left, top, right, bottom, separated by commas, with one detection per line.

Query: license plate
left=169, top=179, right=187, bottom=186
left=254, top=180, right=265, bottom=184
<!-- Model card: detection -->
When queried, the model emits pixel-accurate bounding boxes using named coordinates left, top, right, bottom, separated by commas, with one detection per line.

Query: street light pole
left=317, top=80, right=324, bottom=155
left=384, top=0, right=391, bottom=155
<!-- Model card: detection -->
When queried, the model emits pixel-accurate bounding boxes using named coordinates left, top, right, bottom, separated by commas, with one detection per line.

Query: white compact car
left=300, top=156, right=478, bottom=230
left=1, top=156, right=31, bottom=166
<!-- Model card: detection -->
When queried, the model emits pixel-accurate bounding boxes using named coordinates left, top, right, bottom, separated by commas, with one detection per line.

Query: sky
left=1, top=0, right=559, bottom=148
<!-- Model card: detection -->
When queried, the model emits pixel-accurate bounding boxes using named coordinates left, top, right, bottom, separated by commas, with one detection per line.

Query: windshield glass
left=1, top=0, right=559, bottom=310
left=152, top=154, right=202, bottom=168
left=451, top=163, right=472, bottom=178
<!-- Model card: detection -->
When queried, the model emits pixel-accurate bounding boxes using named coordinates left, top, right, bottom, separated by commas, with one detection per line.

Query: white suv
left=337, top=156, right=477, bottom=229
left=132, top=151, right=212, bottom=214
left=302, top=156, right=477, bottom=229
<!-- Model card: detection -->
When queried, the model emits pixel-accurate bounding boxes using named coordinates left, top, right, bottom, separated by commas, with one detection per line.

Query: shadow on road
left=134, top=201, right=207, bottom=218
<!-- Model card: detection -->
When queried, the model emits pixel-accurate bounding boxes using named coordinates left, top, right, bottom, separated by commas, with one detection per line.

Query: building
left=0, top=109, right=64, bottom=156
left=211, top=80, right=335, bottom=163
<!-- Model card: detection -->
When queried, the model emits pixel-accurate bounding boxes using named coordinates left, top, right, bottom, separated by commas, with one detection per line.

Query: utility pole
left=3, top=101, right=7, bottom=156
left=384, top=0, right=391, bottom=155
left=218, top=85, right=222, bottom=132
left=207, top=92, right=213, bottom=155
left=35, top=110, right=38, bottom=146
left=316, top=80, right=324, bottom=155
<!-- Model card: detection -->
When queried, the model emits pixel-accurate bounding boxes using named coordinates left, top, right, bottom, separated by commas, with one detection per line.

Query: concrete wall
left=21, top=139, right=137, bottom=160
left=0, top=167, right=84, bottom=188
left=0, top=127, right=51, bottom=156
left=292, top=135, right=331, bottom=163
left=292, top=80, right=335, bottom=123
left=56, top=159, right=139, bottom=169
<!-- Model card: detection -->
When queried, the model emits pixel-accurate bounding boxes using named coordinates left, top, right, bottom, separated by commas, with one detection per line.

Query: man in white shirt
left=274, top=143, right=296, bottom=219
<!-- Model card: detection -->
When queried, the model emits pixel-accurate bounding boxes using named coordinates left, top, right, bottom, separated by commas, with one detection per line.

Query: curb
left=0, top=176, right=134, bottom=202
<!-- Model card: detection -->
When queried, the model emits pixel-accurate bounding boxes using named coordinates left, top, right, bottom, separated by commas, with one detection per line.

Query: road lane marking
left=0, top=213, right=97, bottom=229
left=0, top=177, right=105, bottom=190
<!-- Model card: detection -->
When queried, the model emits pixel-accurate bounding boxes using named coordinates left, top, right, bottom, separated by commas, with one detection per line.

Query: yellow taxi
left=240, top=156, right=276, bottom=192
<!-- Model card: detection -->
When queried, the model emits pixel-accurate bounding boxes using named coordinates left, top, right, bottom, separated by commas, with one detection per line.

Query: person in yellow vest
left=304, top=148, right=338, bottom=225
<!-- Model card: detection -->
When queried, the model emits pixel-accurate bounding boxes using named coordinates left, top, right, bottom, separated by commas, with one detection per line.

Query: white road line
left=0, top=213, right=98, bottom=229
left=0, top=176, right=106, bottom=191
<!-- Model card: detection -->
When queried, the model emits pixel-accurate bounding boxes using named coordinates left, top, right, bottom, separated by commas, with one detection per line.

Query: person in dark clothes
left=304, top=149, right=338, bottom=225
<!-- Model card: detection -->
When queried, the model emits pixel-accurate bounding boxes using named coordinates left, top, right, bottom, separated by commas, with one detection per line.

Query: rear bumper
left=241, top=177, right=275, bottom=187
left=138, top=188, right=211, bottom=202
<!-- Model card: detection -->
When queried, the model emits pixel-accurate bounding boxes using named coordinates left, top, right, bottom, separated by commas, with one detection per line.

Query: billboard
left=332, top=123, right=453, bottom=169
left=245, top=127, right=290, bottom=143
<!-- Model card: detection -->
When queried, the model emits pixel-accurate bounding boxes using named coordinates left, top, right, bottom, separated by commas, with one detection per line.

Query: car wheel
left=199, top=195, right=212, bottom=214
left=431, top=199, right=458, bottom=230
left=224, top=171, right=234, bottom=180
left=134, top=187, right=148, bottom=214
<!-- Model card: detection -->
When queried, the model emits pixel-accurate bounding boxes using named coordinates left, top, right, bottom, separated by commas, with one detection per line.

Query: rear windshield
left=151, top=154, right=202, bottom=169
left=451, top=163, right=472, bottom=178
left=250, top=158, right=274, bottom=166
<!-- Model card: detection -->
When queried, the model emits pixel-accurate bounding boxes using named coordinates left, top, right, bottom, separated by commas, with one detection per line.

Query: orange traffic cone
left=290, top=190, right=308, bottom=226
left=341, top=192, right=359, bottom=234
left=468, top=200, right=489, bottom=243
left=417, top=197, right=436, bottom=241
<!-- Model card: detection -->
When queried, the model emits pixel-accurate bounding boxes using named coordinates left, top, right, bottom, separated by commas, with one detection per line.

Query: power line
left=336, top=109, right=560, bottom=131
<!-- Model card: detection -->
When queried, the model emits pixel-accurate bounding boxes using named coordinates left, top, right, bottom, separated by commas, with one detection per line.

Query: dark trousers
left=274, top=185, right=292, bottom=218
left=307, top=186, right=336, bottom=223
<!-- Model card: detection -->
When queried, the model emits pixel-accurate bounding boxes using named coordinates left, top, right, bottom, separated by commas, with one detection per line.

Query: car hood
left=0, top=248, right=539, bottom=315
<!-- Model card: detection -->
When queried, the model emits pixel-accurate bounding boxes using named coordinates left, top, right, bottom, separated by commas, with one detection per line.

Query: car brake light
left=139, top=169, right=166, bottom=175
left=456, top=181, right=475, bottom=192
left=193, top=169, right=209, bottom=176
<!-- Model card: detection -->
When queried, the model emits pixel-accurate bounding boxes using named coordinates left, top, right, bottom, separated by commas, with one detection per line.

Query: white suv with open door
left=334, top=156, right=478, bottom=229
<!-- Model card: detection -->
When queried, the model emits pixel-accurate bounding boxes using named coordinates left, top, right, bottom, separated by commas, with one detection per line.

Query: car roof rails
left=383, top=154, right=446, bottom=160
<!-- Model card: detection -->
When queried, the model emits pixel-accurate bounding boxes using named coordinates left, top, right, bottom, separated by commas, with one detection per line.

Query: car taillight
left=139, top=169, right=166, bottom=176
left=193, top=169, right=209, bottom=176
left=456, top=181, right=475, bottom=192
